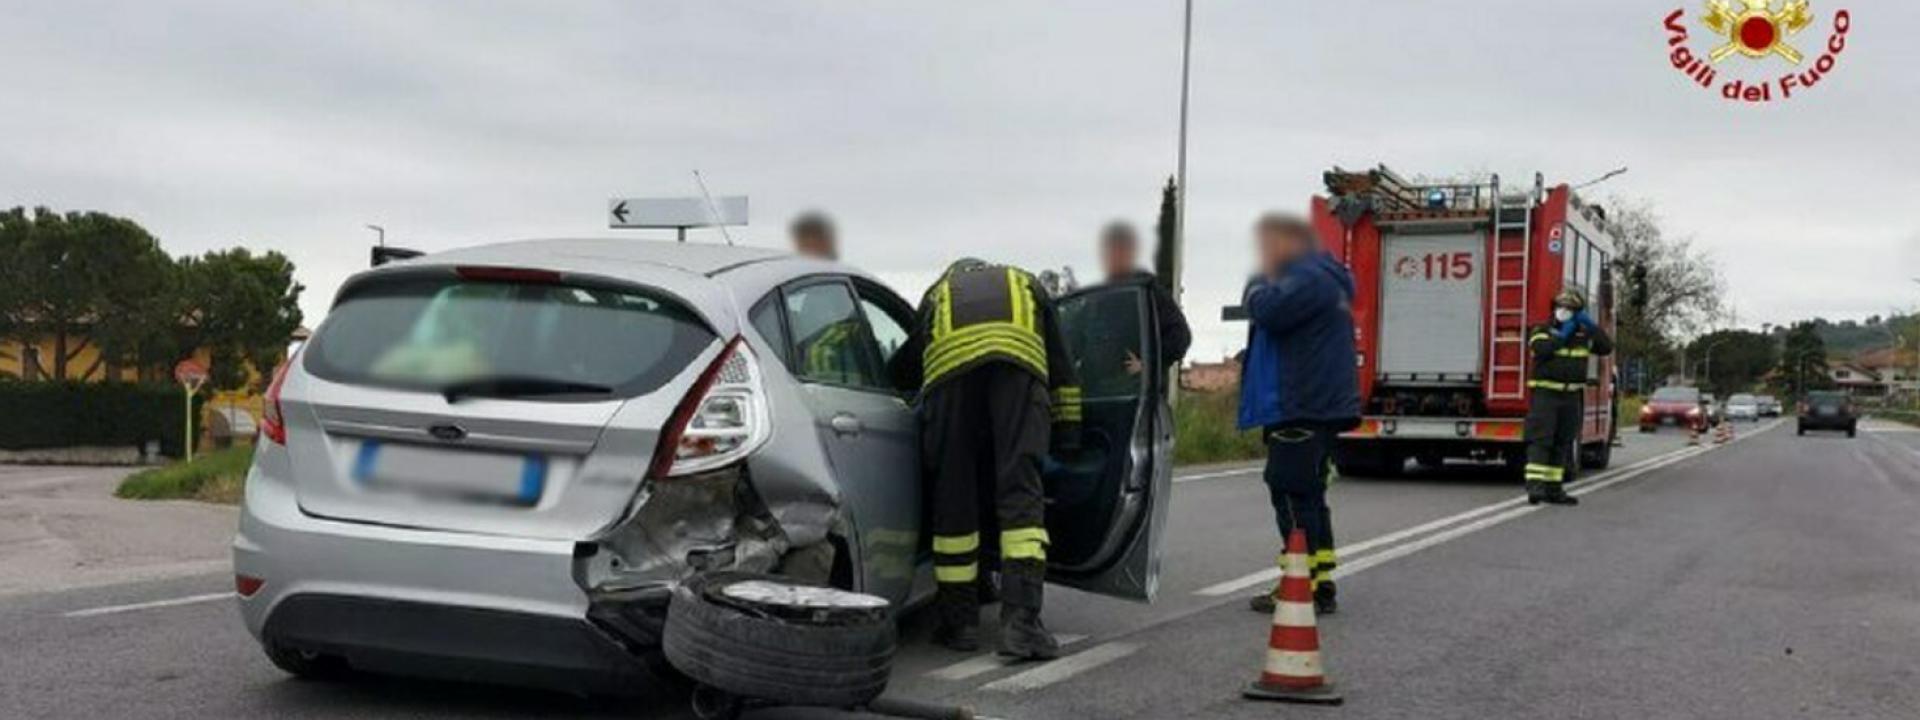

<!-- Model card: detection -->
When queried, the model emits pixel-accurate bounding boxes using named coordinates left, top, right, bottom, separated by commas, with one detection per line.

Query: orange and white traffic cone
left=1715, top=422, right=1732, bottom=444
left=1243, top=528, right=1344, bottom=705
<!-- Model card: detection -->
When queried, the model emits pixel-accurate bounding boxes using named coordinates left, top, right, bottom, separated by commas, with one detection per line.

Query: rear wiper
left=439, top=376, right=614, bottom=403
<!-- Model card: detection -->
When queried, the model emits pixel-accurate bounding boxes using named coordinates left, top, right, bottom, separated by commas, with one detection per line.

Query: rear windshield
left=304, top=274, right=713, bottom=400
left=1808, top=391, right=1847, bottom=404
left=1651, top=387, right=1700, bottom=402
left=1729, top=394, right=1757, bottom=403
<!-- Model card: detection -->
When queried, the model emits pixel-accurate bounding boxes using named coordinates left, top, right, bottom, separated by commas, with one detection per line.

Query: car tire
left=262, top=640, right=352, bottom=681
left=662, top=571, right=895, bottom=710
left=1797, top=425, right=1806, bottom=436
left=1847, top=426, right=1857, bottom=438
left=1579, top=441, right=1613, bottom=471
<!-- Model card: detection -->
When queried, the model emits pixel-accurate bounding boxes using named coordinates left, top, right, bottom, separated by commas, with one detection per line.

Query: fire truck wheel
left=1578, top=441, right=1612, bottom=471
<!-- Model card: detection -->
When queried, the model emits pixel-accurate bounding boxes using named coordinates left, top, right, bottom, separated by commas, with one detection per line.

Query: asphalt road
left=6, top=419, right=1917, bottom=719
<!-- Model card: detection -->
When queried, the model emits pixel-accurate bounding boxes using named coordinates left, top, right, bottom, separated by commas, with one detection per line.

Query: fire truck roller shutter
left=1377, top=226, right=1486, bottom=385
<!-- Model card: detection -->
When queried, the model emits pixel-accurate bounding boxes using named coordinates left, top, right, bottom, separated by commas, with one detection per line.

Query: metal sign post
left=608, top=196, right=749, bottom=241
left=173, top=360, right=208, bottom=462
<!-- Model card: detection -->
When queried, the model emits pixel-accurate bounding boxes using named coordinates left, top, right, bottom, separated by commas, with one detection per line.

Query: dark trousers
left=923, top=363, right=1051, bottom=625
left=1525, top=389, right=1584, bottom=484
left=1262, top=423, right=1339, bottom=591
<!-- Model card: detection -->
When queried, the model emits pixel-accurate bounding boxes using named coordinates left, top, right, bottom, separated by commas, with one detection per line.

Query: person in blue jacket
left=1238, top=213, right=1361, bottom=615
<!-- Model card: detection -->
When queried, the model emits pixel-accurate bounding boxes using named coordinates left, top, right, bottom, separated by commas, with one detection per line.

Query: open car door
left=1043, top=278, right=1173, bottom=602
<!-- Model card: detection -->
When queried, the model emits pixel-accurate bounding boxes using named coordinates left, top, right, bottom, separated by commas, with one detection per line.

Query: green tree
left=1152, top=175, right=1177, bottom=295
left=1607, top=200, right=1724, bottom=389
left=1685, top=330, right=1776, bottom=397
left=1774, top=321, right=1831, bottom=400
left=0, top=207, right=177, bottom=380
left=177, top=248, right=304, bottom=392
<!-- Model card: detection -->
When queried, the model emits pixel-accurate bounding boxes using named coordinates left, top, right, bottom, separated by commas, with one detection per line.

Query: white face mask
left=1554, top=308, right=1575, bottom=323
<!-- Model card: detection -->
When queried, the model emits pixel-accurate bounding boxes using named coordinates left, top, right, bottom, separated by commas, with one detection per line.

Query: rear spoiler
left=371, top=246, right=425, bottom=267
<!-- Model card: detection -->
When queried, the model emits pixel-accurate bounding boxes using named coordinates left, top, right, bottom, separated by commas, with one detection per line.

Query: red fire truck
left=1308, top=166, right=1619, bottom=478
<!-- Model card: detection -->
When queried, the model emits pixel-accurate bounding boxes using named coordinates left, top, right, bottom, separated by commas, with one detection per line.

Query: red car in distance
left=1639, top=386, right=1708, bottom=433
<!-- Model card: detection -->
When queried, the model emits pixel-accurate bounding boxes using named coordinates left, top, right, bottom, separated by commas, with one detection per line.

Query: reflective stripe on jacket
left=1527, top=322, right=1614, bottom=388
left=914, top=262, right=1082, bottom=433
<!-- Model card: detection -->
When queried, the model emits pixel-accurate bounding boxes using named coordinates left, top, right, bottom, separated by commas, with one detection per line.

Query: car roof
left=401, top=238, right=787, bottom=277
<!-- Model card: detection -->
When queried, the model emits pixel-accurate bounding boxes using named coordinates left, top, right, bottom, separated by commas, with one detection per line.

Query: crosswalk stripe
left=926, top=634, right=1087, bottom=681
left=979, top=641, right=1139, bottom=693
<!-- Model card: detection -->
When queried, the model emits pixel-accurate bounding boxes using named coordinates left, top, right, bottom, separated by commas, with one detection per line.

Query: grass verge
left=1876, top=409, right=1920, bottom=427
left=115, top=445, right=254, bottom=504
left=1173, top=389, right=1265, bottom=466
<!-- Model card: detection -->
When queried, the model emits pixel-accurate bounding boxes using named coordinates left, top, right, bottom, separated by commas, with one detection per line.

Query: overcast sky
left=4, top=1, right=1916, bottom=359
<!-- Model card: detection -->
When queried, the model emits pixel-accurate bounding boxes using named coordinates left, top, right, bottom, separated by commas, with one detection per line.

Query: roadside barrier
left=1242, top=528, right=1344, bottom=705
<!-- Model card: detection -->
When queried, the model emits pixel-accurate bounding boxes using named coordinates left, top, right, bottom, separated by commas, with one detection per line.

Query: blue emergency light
left=1426, top=189, right=1449, bottom=209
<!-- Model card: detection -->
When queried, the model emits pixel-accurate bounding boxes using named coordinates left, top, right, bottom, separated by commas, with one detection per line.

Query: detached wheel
left=663, top=572, right=895, bottom=710
left=262, top=639, right=351, bottom=681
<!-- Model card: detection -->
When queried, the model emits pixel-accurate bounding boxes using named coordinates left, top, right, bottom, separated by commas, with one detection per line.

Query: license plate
left=352, top=441, right=546, bottom=506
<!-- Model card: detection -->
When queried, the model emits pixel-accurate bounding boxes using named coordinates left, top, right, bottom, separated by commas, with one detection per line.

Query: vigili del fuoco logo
left=1664, top=1, right=1852, bottom=103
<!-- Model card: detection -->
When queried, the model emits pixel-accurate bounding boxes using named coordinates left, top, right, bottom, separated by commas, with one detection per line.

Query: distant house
left=1852, top=348, right=1919, bottom=400
left=2, top=327, right=154, bottom=383
left=1829, top=363, right=1888, bottom=399
left=1181, top=355, right=1242, bottom=393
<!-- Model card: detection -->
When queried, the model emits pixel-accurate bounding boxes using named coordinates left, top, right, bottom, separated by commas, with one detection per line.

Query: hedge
left=0, top=380, right=207, bottom=458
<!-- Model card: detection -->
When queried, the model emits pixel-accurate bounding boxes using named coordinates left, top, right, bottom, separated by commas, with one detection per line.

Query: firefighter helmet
left=1554, top=288, right=1587, bottom=311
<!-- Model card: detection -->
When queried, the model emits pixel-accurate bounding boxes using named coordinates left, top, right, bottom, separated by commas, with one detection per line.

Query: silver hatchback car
left=234, top=239, right=1171, bottom=692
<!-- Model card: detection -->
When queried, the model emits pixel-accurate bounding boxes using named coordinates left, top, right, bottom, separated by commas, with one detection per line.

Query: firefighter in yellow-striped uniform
left=1524, top=288, right=1612, bottom=506
left=911, top=258, right=1081, bottom=659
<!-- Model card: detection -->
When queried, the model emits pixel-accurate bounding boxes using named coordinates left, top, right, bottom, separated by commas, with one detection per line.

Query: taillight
left=260, top=346, right=300, bottom=445
left=235, top=574, right=265, bottom=598
left=648, top=337, right=770, bottom=479
left=1797, top=403, right=1809, bottom=414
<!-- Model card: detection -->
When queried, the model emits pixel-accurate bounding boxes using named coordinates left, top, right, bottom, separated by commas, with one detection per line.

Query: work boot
left=1313, top=582, right=1339, bottom=616
left=1542, top=484, right=1580, bottom=506
left=998, top=606, right=1060, bottom=661
left=996, top=563, right=1058, bottom=660
left=931, top=584, right=980, bottom=652
left=975, top=571, right=1000, bottom=606
left=1525, top=480, right=1546, bottom=506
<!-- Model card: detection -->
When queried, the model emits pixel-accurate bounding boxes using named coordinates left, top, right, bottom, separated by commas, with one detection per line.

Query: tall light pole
left=1168, top=0, right=1194, bottom=407
left=1173, top=0, right=1192, bottom=309
left=366, top=224, right=386, bottom=248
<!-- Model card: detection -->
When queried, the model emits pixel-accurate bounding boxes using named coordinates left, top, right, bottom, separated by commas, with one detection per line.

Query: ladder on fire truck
left=1486, top=172, right=1544, bottom=403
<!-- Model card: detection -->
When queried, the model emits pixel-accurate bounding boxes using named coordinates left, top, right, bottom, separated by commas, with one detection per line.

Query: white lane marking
left=926, top=634, right=1087, bottom=681
left=62, top=592, right=234, bottom=618
left=1175, top=466, right=1261, bottom=484
left=1193, top=436, right=1729, bottom=598
left=979, top=641, right=1139, bottom=693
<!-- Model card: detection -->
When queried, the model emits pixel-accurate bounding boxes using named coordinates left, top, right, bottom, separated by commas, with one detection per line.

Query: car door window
left=782, top=281, right=885, bottom=389
left=859, top=298, right=909, bottom=367
left=749, top=294, right=790, bottom=365
left=852, top=280, right=921, bottom=393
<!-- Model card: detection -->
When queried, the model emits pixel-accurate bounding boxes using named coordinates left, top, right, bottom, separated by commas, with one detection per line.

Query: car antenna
left=692, top=170, right=735, bottom=246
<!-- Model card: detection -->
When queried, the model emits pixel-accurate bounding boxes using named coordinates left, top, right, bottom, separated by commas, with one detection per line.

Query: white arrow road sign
left=608, top=196, right=749, bottom=229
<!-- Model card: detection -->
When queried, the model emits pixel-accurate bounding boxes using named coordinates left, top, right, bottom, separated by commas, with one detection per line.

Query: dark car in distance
left=1640, top=386, right=1709, bottom=433
left=1797, top=391, right=1858, bottom=438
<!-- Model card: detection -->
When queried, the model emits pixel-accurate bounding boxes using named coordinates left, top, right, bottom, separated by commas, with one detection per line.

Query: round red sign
left=173, top=359, right=210, bottom=386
